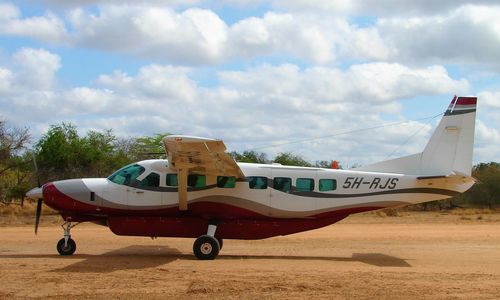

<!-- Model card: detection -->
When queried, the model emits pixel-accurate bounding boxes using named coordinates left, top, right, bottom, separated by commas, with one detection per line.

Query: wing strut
left=178, top=168, right=188, bottom=211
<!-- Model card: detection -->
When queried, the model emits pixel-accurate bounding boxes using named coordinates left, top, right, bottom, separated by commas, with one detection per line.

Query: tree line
left=1, top=120, right=499, bottom=209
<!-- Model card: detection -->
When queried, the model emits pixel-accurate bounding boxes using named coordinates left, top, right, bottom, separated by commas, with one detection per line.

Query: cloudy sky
left=0, top=0, right=499, bottom=166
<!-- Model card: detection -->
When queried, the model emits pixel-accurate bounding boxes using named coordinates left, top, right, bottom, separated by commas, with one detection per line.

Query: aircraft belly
left=107, top=214, right=351, bottom=239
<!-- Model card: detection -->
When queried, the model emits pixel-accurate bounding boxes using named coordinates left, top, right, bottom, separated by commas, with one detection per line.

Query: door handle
left=135, top=190, right=144, bottom=194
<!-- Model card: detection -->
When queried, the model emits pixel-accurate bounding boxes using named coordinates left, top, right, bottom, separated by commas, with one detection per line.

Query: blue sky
left=0, top=0, right=499, bottom=165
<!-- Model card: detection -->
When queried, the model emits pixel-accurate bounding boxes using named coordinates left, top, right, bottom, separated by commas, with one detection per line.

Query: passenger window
left=319, top=179, right=337, bottom=191
left=188, top=174, right=206, bottom=188
left=166, top=174, right=178, bottom=186
left=296, top=178, right=314, bottom=192
left=139, top=172, right=160, bottom=187
left=217, top=176, right=236, bottom=188
left=248, top=176, right=268, bottom=189
left=274, top=177, right=291, bottom=193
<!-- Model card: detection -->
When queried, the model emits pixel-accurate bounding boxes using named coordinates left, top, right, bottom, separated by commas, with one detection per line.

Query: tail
left=356, top=96, right=477, bottom=176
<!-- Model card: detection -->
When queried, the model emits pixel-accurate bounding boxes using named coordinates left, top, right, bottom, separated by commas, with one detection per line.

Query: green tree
left=230, top=150, right=268, bottom=164
left=35, top=123, right=133, bottom=181
left=273, top=152, right=312, bottom=167
left=0, top=120, right=32, bottom=203
left=466, top=162, right=500, bottom=209
left=0, top=120, right=30, bottom=175
left=128, top=133, right=168, bottom=160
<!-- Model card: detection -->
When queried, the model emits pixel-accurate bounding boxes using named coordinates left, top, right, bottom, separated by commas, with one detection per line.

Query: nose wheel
left=56, top=221, right=79, bottom=256
left=57, top=238, right=76, bottom=255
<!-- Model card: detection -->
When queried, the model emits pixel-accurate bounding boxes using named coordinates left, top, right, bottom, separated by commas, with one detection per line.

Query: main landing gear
left=193, top=222, right=223, bottom=260
left=56, top=221, right=79, bottom=256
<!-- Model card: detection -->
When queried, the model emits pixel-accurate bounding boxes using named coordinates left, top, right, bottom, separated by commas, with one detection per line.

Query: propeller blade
left=35, top=199, right=42, bottom=235
left=32, top=152, right=41, bottom=188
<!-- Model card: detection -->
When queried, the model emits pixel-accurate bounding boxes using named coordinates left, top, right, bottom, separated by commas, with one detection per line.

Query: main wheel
left=57, top=238, right=76, bottom=256
left=217, top=238, right=223, bottom=250
left=193, top=235, right=220, bottom=260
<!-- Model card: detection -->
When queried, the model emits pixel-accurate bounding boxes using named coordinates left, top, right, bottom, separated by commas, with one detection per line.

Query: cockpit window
left=139, top=172, right=160, bottom=187
left=108, top=164, right=145, bottom=186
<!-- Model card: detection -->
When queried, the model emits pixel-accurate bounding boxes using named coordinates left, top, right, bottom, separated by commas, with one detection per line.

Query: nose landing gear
left=56, top=221, right=79, bottom=256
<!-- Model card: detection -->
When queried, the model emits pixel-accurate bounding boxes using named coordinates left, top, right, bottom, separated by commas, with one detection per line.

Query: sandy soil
left=1, top=212, right=500, bottom=299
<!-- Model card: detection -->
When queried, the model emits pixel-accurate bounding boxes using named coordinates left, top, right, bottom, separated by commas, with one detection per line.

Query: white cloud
left=69, top=5, right=228, bottom=64
left=40, top=0, right=200, bottom=8
left=0, top=2, right=67, bottom=43
left=218, top=63, right=468, bottom=106
left=68, top=6, right=389, bottom=64
left=97, top=65, right=198, bottom=101
left=271, top=0, right=500, bottom=16
left=4, top=3, right=500, bottom=67
left=12, top=48, right=61, bottom=91
left=474, top=120, right=500, bottom=163
left=478, top=91, right=500, bottom=109
left=228, top=13, right=337, bottom=64
left=0, top=68, right=14, bottom=94
left=378, top=5, right=500, bottom=65
left=1, top=4, right=390, bottom=65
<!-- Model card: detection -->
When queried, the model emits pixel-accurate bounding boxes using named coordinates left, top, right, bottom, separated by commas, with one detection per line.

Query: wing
left=163, top=135, right=245, bottom=211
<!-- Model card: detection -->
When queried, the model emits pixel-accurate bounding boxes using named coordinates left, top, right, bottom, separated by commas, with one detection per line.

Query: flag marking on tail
left=445, top=96, right=477, bottom=116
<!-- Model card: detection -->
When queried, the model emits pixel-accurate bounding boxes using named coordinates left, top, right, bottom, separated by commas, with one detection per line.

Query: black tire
left=217, top=238, right=223, bottom=250
left=57, top=238, right=76, bottom=256
left=193, top=235, right=220, bottom=260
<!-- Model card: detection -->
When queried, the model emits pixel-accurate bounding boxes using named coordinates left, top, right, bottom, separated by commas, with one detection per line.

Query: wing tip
left=164, top=135, right=218, bottom=143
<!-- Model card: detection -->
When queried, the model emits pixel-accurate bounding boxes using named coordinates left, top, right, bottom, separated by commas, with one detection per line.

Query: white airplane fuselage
left=41, top=160, right=474, bottom=239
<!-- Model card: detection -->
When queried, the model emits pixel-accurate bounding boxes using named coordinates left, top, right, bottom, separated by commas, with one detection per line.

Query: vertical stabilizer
left=421, top=96, right=476, bottom=176
left=356, top=96, right=477, bottom=176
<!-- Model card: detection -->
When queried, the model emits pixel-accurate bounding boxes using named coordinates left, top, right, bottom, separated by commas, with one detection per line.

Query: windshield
left=108, top=164, right=146, bottom=186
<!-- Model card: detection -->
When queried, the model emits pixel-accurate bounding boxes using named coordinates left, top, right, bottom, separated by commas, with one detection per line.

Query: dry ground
left=1, top=211, right=500, bottom=299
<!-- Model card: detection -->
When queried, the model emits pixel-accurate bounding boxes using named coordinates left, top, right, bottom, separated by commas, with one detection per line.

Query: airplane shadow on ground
left=52, top=245, right=185, bottom=273
left=1, top=246, right=411, bottom=272
left=0, top=246, right=186, bottom=273
left=218, top=253, right=412, bottom=267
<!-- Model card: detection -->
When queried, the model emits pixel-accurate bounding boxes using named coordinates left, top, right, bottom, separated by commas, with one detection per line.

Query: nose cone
left=41, top=179, right=97, bottom=213
left=26, top=187, right=43, bottom=199
left=42, top=182, right=63, bottom=210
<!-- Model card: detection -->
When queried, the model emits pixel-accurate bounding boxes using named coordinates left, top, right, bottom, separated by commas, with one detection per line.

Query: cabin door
left=270, top=168, right=317, bottom=218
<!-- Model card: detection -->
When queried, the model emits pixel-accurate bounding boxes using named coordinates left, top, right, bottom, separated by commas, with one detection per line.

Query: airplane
left=26, top=95, right=477, bottom=260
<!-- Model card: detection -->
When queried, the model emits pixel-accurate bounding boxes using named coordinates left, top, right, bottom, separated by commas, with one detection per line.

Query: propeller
left=35, top=198, right=42, bottom=235
left=30, top=151, right=43, bottom=235
left=20, top=152, right=41, bottom=207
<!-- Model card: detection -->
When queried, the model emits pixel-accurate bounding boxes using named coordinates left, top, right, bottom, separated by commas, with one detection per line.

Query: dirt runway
left=1, top=212, right=500, bottom=299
